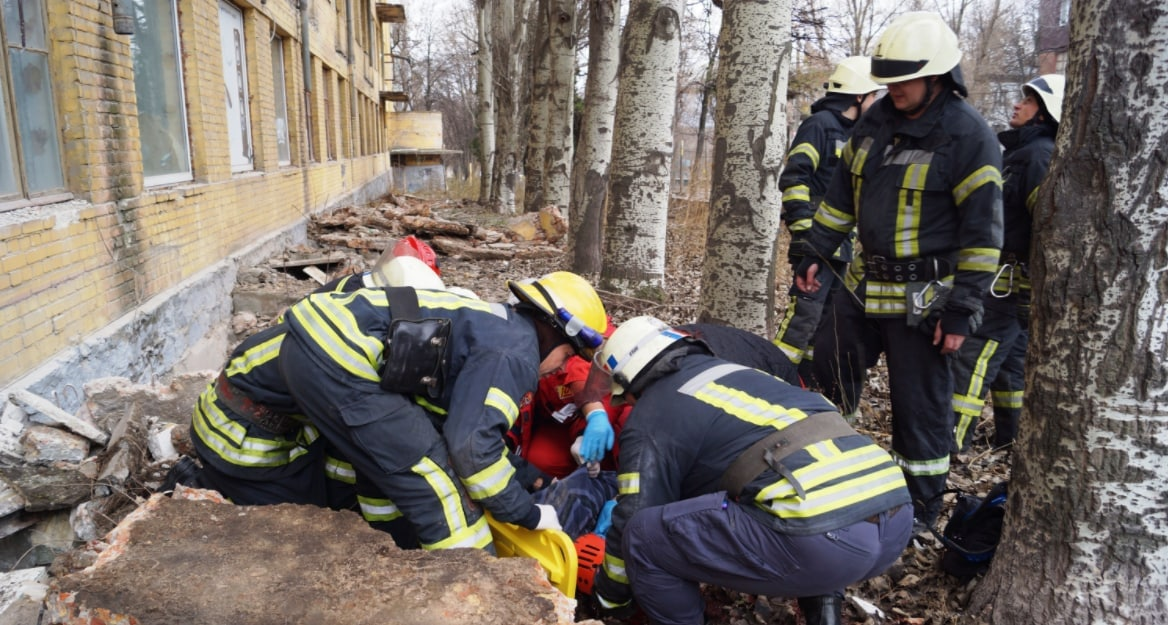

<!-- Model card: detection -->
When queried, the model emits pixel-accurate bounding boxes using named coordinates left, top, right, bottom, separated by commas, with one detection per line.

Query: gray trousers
left=623, top=492, right=911, bottom=625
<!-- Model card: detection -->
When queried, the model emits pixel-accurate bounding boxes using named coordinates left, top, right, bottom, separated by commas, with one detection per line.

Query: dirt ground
left=232, top=196, right=1010, bottom=625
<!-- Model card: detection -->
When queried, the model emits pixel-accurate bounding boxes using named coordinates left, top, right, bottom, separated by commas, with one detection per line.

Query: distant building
left=0, top=1, right=422, bottom=408
left=1037, top=0, right=1072, bottom=73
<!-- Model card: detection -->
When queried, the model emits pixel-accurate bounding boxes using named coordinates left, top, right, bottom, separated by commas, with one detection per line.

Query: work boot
left=797, top=593, right=843, bottom=625
left=159, top=455, right=202, bottom=493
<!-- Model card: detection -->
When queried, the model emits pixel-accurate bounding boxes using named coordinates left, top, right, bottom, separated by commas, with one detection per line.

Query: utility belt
left=720, top=411, right=855, bottom=501
left=378, top=287, right=451, bottom=400
left=864, top=254, right=953, bottom=283
left=213, top=372, right=300, bottom=435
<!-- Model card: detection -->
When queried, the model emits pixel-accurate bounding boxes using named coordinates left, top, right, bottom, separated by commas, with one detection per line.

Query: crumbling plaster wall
left=1, top=172, right=394, bottom=417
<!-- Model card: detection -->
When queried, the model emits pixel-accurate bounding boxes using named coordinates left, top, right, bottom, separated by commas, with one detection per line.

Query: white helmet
left=870, top=12, right=962, bottom=85
left=825, top=56, right=881, bottom=95
left=596, top=316, right=689, bottom=397
left=368, top=255, right=446, bottom=290
left=1022, top=74, right=1065, bottom=123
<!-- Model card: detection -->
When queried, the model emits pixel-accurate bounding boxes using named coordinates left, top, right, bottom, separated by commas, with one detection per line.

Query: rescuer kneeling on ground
left=590, top=316, right=912, bottom=625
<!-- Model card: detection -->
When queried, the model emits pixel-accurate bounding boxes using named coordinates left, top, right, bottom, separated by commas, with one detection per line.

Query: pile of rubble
left=0, top=196, right=593, bottom=624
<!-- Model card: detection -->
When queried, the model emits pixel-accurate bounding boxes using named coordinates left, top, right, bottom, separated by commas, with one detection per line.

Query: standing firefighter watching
left=952, top=74, right=1064, bottom=451
left=795, top=11, right=1003, bottom=528
left=590, top=316, right=911, bottom=625
left=775, top=56, right=882, bottom=387
left=278, top=272, right=607, bottom=551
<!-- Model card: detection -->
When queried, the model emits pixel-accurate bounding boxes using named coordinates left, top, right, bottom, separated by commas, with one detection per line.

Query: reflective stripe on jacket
left=192, top=324, right=319, bottom=476
left=779, top=103, right=855, bottom=262
left=806, top=90, right=1003, bottom=319
left=594, top=353, right=910, bottom=604
left=283, top=287, right=543, bottom=524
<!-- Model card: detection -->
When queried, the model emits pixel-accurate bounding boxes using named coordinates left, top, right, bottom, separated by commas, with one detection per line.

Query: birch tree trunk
left=599, top=0, right=683, bottom=298
left=542, top=0, right=577, bottom=213
left=968, top=3, right=1168, bottom=623
left=490, top=0, right=532, bottom=214
left=476, top=0, right=495, bottom=204
left=696, top=0, right=791, bottom=334
left=524, top=0, right=550, bottom=213
left=569, top=0, right=621, bottom=274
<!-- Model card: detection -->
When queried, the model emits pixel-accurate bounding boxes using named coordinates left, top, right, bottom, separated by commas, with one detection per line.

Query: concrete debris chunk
left=8, top=390, right=108, bottom=446
left=0, top=567, right=48, bottom=625
left=0, top=464, right=94, bottom=512
left=20, top=426, right=90, bottom=465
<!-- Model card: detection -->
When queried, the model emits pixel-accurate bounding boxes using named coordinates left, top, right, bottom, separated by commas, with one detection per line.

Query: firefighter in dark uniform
left=952, top=74, right=1063, bottom=451
left=190, top=323, right=326, bottom=506
left=278, top=271, right=608, bottom=551
left=774, top=56, right=882, bottom=389
left=795, top=11, right=1003, bottom=527
left=188, top=249, right=447, bottom=516
left=589, top=316, right=912, bottom=625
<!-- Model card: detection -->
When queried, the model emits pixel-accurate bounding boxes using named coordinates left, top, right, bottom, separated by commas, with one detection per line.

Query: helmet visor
left=554, top=307, right=604, bottom=359
left=871, top=57, right=929, bottom=81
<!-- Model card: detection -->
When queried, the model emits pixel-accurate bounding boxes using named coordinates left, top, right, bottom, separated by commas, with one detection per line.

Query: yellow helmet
left=596, top=316, right=688, bottom=397
left=870, top=12, right=962, bottom=84
left=507, top=271, right=607, bottom=358
left=1023, top=74, right=1065, bottom=123
left=825, top=56, right=882, bottom=95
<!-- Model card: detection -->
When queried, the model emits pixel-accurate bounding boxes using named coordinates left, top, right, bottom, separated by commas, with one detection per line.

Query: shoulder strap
left=384, top=286, right=421, bottom=321
left=720, top=410, right=854, bottom=499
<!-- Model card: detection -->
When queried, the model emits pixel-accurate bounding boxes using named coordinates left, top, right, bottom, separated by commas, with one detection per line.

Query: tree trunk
left=490, top=0, right=532, bottom=214
left=599, top=0, right=683, bottom=298
left=542, top=0, right=576, bottom=213
left=696, top=0, right=791, bottom=334
left=476, top=0, right=495, bottom=205
left=569, top=0, right=621, bottom=275
left=524, top=0, right=550, bottom=213
left=969, top=3, right=1168, bottom=623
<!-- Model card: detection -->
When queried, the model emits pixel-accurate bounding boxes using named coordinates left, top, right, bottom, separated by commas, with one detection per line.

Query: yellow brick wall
left=0, top=0, right=404, bottom=388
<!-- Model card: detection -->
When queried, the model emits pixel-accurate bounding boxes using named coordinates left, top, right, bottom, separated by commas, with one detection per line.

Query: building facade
left=0, top=0, right=407, bottom=406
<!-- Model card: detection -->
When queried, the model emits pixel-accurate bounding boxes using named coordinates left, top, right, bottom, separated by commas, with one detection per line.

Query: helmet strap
left=903, top=77, right=941, bottom=118
left=531, top=314, right=570, bottom=361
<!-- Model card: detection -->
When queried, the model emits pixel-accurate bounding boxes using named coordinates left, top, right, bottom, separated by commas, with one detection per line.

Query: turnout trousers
left=951, top=307, right=1025, bottom=451
left=279, top=336, right=491, bottom=551
left=622, top=493, right=911, bottom=625
left=774, top=259, right=846, bottom=383
left=812, top=293, right=954, bottom=522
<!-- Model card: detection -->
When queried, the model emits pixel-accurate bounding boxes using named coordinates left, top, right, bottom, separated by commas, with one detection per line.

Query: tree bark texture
left=490, top=0, right=533, bottom=214
left=570, top=0, right=621, bottom=275
left=476, top=0, right=496, bottom=205
left=524, top=0, right=551, bottom=213
left=543, top=0, right=577, bottom=213
left=696, top=0, right=791, bottom=334
left=970, top=3, right=1168, bottom=623
left=600, top=0, right=683, bottom=298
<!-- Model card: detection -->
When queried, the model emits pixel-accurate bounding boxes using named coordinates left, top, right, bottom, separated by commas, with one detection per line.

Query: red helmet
left=391, top=235, right=440, bottom=275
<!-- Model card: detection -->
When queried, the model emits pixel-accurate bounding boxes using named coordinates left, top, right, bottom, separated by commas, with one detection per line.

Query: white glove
left=534, top=504, right=562, bottom=531
left=571, top=435, right=585, bottom=465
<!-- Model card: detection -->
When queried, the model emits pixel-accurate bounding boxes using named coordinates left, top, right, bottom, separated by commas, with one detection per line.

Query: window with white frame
left=1, top=0, right=66, bottom=205
left=131, top=0, right=193, bottom=186
left=271, top=35, right=291, bottom=166
left=219, top=1, right=253, bottom=172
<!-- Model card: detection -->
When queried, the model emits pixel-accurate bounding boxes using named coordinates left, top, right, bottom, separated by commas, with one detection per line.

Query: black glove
left=794, top=254, right=827, bottom=284
left=509, top=455, right=553, bottom=492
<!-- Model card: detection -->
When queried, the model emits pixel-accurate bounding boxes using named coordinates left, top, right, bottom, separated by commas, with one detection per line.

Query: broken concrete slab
left=0, top=566, right=48, bottom=625
left=8, top=390, right=108, bottom=446
left=0, top=464, right=94, bottom=512
left=48, top=493, right=599, bottom=625
left=20, top=426, right=90, bottom=465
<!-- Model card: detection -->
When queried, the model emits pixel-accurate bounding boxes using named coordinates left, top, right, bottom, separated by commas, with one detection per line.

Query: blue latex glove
left=580, top=408, right=614, bottom=463
left=594, top=499, right=617, bottom=537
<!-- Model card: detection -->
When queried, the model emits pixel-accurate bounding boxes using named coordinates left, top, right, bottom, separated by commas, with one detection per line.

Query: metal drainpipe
left=345, top=0, right=357, bottom=160
left=301, top=0, right=312, bottom=92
